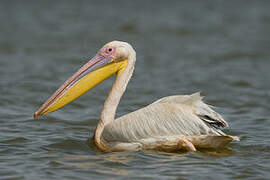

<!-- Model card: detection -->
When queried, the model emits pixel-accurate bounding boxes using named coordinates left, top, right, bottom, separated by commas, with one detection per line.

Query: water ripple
left=1, top=1, right=270, bottom=179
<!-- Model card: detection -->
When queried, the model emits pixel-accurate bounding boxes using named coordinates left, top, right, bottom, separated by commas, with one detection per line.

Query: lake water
left=1, top=1, right=270, bottom=179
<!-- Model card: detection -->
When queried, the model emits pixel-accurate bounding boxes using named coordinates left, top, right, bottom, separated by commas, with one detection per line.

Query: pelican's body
left=34, top=41, right=239, bottom=152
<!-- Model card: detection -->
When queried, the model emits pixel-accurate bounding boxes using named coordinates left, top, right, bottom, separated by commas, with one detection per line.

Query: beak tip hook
left=33, top=112, right=38, bottom=119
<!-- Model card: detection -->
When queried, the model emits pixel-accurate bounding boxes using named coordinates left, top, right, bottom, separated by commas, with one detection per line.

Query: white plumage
left=102, top=92, right=238, bottom=152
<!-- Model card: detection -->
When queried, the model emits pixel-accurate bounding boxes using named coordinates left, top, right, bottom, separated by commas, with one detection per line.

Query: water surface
left=1, top=1, right=270, bottom=179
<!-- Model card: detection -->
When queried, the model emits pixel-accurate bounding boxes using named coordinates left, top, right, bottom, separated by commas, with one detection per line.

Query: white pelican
left=34, top=41, right=239, bottom=152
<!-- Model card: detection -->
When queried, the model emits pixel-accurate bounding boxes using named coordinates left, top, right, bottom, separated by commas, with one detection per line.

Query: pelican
left=34, top=41, right=239, bottom=152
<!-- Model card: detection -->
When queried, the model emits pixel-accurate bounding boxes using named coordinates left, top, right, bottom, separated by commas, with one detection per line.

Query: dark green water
left=1, top=1, right=270, bottom=179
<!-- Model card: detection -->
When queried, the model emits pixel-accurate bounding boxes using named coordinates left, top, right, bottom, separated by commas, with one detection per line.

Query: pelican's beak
left=33, top=55, right=128, bottom=118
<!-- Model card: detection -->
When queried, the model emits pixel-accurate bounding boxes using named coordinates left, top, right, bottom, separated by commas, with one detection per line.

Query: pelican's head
left=33, top=41, right=134, bottom=118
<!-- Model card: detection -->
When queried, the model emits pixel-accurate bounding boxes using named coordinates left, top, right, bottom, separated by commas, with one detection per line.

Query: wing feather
left=102, top=93, right=229, bottom=143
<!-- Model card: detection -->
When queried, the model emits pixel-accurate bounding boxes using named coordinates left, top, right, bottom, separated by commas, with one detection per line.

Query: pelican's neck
left=101, top=62, right=135, bottom=125
left=94, top=50, right=136, bottom=150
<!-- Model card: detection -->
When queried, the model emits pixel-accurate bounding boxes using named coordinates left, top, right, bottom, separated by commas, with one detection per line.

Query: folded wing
left=102, top=93, right=229, bottom=143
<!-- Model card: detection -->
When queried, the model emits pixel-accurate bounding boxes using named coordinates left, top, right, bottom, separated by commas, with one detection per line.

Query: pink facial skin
left=98, top=46, right=116, bottom=58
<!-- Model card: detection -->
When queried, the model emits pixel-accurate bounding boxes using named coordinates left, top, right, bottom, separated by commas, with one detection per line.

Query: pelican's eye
left=105, top=47, right=115, bottom=55
left=99, top=46, right=116, bottom=58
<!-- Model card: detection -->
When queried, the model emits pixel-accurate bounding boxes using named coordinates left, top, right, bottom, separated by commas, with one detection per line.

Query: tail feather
left=193, top=95, right=228, bottom=128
